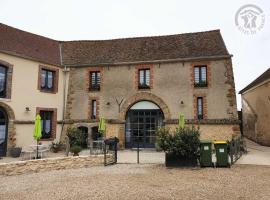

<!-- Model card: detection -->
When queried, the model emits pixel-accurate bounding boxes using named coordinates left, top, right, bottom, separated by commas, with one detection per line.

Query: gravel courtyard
left=1, top=164, right=270, bottom=200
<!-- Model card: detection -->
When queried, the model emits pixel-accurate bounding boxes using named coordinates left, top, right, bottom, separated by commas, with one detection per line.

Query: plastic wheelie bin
left=200, top=140, right=213, bottom=167
left=214, top=141, right=229, bottom=167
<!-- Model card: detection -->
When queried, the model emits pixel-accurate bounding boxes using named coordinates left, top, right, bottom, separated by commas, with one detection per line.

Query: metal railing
left=229, top=136, right=247, bottom=165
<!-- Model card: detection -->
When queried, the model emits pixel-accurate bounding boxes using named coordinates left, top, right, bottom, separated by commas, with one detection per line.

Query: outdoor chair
left=38, top=145, right=50, bottom=159
left=20, top=147, right=35, bottom=160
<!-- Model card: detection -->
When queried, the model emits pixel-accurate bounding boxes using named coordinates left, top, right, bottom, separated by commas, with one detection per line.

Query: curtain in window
left=92, top=100, right=97, bottom=118
left=139, top=70, right=144, bottom=85
left=201, top=66, right=207, bottom=82
left=47, top=71, right=53, bottom=89
left=0, top=66, right=7, bottom=95
left=139, top=69, right=150, bottom=86
left=41, top=70, right=46, bottom=88
left=197, top=98, right=203, bottom=118
left=194, top=67, right=200, bottom=83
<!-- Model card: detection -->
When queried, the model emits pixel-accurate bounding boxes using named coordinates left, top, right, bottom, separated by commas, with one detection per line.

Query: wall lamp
left=25, top=107, right=31, bottom=112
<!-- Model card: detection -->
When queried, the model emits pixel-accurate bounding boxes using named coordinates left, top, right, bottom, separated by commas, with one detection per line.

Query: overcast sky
left=0, top=0, right=269, bottom=109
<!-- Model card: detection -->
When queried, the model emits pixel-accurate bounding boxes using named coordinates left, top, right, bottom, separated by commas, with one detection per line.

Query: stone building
left=239, top=68, right=270, bottom=146
left=0, top=23, right=239, bottom=155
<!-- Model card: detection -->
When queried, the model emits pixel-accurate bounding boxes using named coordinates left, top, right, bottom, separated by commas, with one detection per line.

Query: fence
left=229, top=136, right=247, bottom=165
left=89, top=137, right=118, bottom=166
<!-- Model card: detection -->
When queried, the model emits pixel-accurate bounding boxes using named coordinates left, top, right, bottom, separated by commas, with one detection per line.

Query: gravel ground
left=0, top=164, right=270, bottom=200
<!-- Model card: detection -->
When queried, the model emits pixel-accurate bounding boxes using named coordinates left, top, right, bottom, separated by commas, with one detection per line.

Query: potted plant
left=157, top=126, right=200, bottom=167
left=9, top=146, right=22, bottom=158
left=50, top=141, right=62, bottom=153
left=70, top=145, right=82, bottom=156
left=67, top=127, right=85, bottom=156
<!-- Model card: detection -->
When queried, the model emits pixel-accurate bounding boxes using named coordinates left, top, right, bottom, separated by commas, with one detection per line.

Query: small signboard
left=219, top=148, right=225, bottom=153
left=204, top=146, right=209, bottom=150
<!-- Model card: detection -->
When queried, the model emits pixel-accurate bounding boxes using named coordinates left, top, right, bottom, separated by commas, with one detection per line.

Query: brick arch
left=119, top=92, right=171, bottom=120
left=0, top=102, right=16, bottom=153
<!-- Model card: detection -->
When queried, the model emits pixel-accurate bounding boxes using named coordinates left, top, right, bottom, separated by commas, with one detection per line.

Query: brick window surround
left=0, top=59, right=13, bottom=99
left=88, top=97, right=100, bottom=120
left=38, top=65, right=59, bottom=93
left=190, top=62, right=211, bottom=88
left=193, top=94, right=207, bottom=120
left=86, top=67, right=103, bottom=92
left=135, top=64, right=154, bottom=90
left=36, top=107, right=57, bottom=141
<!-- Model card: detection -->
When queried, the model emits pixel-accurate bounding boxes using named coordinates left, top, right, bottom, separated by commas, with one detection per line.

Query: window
left=90, top=71, right=100, bottom=91
left=197, top=97, right=203, bottom=120
left=91, top=100, right=97, bottom=119
left=194, top=66, right=207, bottom=87
left=41, top=69, right=55, bottom=91
left=0, top=65, right=7, bottom=98
left=40, top=111, right=53, bottom=139
left=138, top=69, right=150, bottom=89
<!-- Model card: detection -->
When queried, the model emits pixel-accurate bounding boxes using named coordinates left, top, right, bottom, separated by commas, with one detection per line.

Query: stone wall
left=0, top=155, right=104, bottom=176
left=241, top=81, right=270, bottom=146
left=165, top=124, right=240, bottom=141
left=65, top=59, right=238, bottom=121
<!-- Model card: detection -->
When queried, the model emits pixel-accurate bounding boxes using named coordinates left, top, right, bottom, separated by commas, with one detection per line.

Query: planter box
left=165, top=153, right=198, bottom=167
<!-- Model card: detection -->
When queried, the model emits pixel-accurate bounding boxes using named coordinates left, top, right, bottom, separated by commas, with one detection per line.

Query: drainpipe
left=59, top=42, right=68, bottom=142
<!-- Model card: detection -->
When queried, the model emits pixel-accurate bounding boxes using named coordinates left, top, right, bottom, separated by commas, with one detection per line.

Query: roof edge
left=64, top=55, right=232, bottom=68
left=239, top=68, right=270, bottom=94
left=0, top=50, right=62, bottom=67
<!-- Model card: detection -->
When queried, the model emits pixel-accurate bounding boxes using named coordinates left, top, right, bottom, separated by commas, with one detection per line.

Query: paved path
left=237, top=138, right=270, bottom=165
left=1, top=164, right=270, bottom=200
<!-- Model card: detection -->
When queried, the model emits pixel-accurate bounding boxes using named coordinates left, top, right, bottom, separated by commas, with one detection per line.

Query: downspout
left=59, top=42, right=68, bottom=141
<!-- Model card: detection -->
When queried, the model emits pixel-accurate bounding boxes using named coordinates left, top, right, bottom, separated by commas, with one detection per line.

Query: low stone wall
left=0, top=155, right=104, bottom=176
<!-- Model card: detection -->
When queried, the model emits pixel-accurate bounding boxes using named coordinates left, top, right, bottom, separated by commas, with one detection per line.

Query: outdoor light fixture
left=180, top=101, right=184, bottom=105
left=106, top=102, right=110, bottom=106
left=25, top=107, right=31, bottom=112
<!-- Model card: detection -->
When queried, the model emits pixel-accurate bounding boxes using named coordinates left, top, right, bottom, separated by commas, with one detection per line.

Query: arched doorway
left=125, top=101, right=164, bottom=148
left=0, top=107, right=8, bottom=156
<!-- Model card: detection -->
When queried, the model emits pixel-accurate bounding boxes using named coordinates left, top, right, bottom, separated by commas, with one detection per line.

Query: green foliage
left=70, top=145, right=82, bottom=155
left=157, top=126, right=200, bottom=158
left=67, top=127, right=85, bottom=147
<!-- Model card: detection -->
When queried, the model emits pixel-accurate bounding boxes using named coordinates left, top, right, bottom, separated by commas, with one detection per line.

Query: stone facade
left=64, top=58, right=239, bottom=147
left=241, top=80, right=270, bottom=146
left=0, top=155, right=104, bottom=176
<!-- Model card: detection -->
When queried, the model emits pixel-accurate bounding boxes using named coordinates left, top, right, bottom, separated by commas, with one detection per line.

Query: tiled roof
left=62, top=30, right=230, bottom=66
left=0, top=23, right=230, bottom=67
left=0, top=23, right=60, bottom=65
left=239, top=68, right=270, bottom=94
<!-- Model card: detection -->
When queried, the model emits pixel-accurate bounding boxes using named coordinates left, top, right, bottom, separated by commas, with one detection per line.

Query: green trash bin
left=214, top=141, right=229, bottom=167
left=200, top=140, right=213, bottom=167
